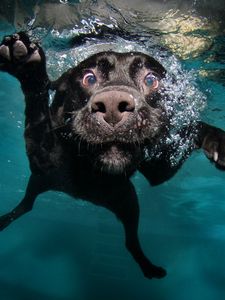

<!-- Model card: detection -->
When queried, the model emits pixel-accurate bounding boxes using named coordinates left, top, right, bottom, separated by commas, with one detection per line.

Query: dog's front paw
left=0, top=32, right=43, bottom=77
left=202, top=127, right=225, bottom=168
left=140, top=260, right=167, bottom=279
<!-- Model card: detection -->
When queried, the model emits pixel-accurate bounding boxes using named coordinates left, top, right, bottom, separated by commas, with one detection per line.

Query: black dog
left=0, top=32, right=225, bottom=279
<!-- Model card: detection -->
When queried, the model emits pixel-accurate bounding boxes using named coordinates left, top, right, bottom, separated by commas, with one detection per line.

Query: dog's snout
left=91, top=90, right=135, bottom=126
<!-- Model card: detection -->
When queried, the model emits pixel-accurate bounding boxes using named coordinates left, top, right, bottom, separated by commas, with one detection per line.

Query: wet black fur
left=0, top=33, right=225, bottom=279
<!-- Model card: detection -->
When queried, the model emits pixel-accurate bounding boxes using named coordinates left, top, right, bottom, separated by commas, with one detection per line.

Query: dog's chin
left=93, top=144, right=141, bottom=175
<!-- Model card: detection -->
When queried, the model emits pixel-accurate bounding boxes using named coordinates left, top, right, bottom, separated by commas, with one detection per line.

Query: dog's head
left=53, top=51, right=167, bottom=174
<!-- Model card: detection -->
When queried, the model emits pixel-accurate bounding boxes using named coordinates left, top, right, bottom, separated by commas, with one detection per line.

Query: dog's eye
left=82, top=72, right=97, bottom=86
left=144, top=73, right=158, bottom=89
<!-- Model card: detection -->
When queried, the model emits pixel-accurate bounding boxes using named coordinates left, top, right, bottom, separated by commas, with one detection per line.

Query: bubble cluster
left=159, top=57, right=206, bottom=165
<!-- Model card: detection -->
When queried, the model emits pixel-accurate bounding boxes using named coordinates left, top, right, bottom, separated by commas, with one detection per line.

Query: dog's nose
left=91, top=90, right=135, bottom=126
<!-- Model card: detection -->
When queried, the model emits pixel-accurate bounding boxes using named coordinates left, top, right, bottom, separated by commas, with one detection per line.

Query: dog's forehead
left=79, top=51, right=165, bottom=74
left=94, top=52, right=145, bottom=66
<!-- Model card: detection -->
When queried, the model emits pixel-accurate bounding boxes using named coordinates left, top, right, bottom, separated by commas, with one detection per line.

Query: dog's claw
left=213, top=151, right=219, bottom=162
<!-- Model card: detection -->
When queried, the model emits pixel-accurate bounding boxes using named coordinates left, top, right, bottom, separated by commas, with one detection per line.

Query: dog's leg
left=0, top=33, right=62, bottom=227
left=195, top=121, right=225, bottom=168
left=139, top=122, right=225, bottom=186
left=0, top=174, right=49, bottom=230
left=108, top=180, right=167, bottom=279
left=0, top=32, right=60, bottom=173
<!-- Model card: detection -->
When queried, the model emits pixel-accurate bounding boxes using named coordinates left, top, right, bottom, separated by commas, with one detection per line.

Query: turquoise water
left=1, top=1, right=225, bottom=299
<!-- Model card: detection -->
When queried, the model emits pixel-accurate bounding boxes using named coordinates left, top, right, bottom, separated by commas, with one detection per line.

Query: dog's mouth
left=58, top=118, right=160, bottom=174
left=89, top=141, right=143, bottom=175
left=60, top=100, right=165, bottom=174
left=72, top=104, right=164, bottom=144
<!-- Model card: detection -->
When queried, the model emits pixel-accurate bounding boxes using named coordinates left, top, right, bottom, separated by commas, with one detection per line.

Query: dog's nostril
left=91, top=92, right=135, bottom=126
left=118, top=101, right=135, bottom=113
left=92, top=101, right=106, bottom=113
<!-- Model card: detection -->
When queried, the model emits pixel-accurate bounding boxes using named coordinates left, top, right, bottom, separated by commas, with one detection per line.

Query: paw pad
left=0, top=32, right=41, bottom=66
left=0, top=44, right=10, bottom=61
left=13, top=40, right=28, bottom=60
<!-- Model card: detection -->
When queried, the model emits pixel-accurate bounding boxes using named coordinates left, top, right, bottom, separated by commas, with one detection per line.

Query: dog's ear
left=50, top=68, right=73, bottom=91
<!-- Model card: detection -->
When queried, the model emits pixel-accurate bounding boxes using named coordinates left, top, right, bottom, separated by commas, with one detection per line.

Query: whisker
left=62, top=111, right=75, bottom=115
left=49, top=123, right=68, bottom=132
